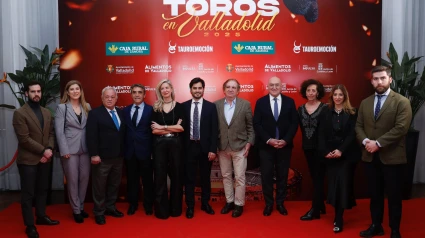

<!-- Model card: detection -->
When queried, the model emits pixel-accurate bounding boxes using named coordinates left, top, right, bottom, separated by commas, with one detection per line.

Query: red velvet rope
left=0, top=149, right=18, bottom=172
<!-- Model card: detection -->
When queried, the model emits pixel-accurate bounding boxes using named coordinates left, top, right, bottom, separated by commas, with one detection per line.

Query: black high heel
left=333, top=219, right=343, bottom=233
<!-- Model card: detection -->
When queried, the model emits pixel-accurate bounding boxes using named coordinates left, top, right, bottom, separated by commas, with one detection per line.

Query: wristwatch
left=165, top=125, right=168, bottom=129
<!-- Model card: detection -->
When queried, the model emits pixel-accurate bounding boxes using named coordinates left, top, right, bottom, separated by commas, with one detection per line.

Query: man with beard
left=356, top=66, right=412, bottom=238
left=86, top=86, right=125, bottom=225
left=13, top=81, right=59, bottom=238
left=182, top=77, right=218, bottom=219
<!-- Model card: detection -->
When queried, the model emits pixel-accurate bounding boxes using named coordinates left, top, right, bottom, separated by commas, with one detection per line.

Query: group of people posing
left=13, top=65, right=411, bottom=238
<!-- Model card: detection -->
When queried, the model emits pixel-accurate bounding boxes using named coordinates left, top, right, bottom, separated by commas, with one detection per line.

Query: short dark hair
left=189, top=77, right=205, bottom=88
left=300, top=79, right=325, bottom=99
left=222, top=79, right=240, bottom=91
left=371, top=65, right=391, bottom=77
left=130, top=83, right=146, bottom=94
left=24, top=81, right=42, bottom=92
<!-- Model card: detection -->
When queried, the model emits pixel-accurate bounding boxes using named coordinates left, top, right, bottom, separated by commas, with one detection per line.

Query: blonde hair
left=328, top=84, right=356, bottom=115
left=60, top=80, right=90, bottom=114
left=153, top=79, right=175, bottom=112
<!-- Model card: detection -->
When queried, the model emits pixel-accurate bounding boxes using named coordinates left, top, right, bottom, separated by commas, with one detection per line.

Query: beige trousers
left=218, top=146, right=247, bottom=206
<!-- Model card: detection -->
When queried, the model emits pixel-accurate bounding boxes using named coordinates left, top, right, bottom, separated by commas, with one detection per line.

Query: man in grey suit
left=215, top=79, right=255, bottom=218
left=356, top=66, right=412, bottom=238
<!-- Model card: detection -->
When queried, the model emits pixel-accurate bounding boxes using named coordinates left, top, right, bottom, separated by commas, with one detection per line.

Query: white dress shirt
left=269, top=94, right=282, bottom=116
left=130, top=102, right=145, bottom=126
left=106, top=107, right=121, bottom=126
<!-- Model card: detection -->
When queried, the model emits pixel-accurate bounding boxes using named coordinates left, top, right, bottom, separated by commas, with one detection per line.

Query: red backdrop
left=59, top=0, right=381, bottom=200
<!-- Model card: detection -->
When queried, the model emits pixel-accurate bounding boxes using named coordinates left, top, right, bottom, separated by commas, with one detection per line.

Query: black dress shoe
left=359, top=224, right=384, bottom=237
left=391, top=230, right=401, bottom=238
left=186, top=207, right=194, bottom=219
left=127, top=205, right=138, bottom=215
left=263, top=205, right=273, bottom=216
left=25, top=226, right=39, bottom=238
left=73, top=213, right=84, bottom=223
left=95, top=215, right=106, bottom=225
left=80, top=210, right=89, bottom=218
left=201, top=204, right=215, bottom=215
left=105, top=209, right=124, bottom=218
left=232, top=205, right=243, bottom=218
left=35, top=216, right=60, bottom=225
left=221, top=202, right=235, bottom=214
left=276, top=204, right=288, bottom=216
left=145, top=209, right=153, bottom=215
left=300, top=208, right=320, bottom=221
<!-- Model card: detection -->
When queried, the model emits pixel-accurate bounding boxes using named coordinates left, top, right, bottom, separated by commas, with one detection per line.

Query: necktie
left=193, top=102, right=200, bottom=140
left=110, top=110, right=120, bottom=130
left=132, top=106, right=139, bottom=127
left=273, top=98, right=279, bottom=139
left=374, top=95, right=383, bottom=120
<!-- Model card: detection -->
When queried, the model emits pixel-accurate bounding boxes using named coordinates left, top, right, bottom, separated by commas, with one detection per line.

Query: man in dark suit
left=356, top=66, right=412, bottom=238
left=86, top=86, right=126, bottom=225
left=215, top=79, right=255, bottom=218
left=123, top=84, right=154, bottom=216
left=182, top=77, right=218, bottom=219
left=13, top=81, right=59, bottom=238
left=253, top=76, right=298, bottom=216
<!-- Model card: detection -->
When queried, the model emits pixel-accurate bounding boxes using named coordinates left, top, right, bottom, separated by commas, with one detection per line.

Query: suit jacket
left=55, top=103, right=90, bottom=156
left=214, top=97, right=255, bottom=151
left=318, top=109, right=360, bottom=162
left=355, top=90, right=412, bottom=164
left=12, top=103, right=55, bottom=165
left=253, top=94, right=298, bottom=149
left=182, top=98, right=218, bottom=154
left=86, top=105, right=125, bottom=159
left=123, top=103, right=153, bottom=160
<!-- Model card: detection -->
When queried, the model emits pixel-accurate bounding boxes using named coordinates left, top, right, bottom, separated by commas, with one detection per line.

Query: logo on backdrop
left=264, top=64, right=291, bottom=73
left=106, top=65, right=134, bottom=74
left=232, top=42, right=275, bottom=54
left=317, top=63, right=335, bottom=73
left=240, top=84, right=254, bottom=93
left=301, top=64, right=316, bottom=71
left=106, top=42, right=150, bottom=56
left=145, top=64, right=172, bottom=73
left=168, top=41, right=214, bottom=53
left=161, top=0, right=280, bottom=38
left=293, top=41, right=337, bottom=53
left=226, top=64, right=254, bottom=73
left=181, top=63, right=216, bottom=73
left=109, top=85, right=131, bottom=94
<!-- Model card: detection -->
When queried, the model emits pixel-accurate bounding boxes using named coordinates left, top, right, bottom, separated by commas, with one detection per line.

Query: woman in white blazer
left=55, top=80, right=91, bottom=223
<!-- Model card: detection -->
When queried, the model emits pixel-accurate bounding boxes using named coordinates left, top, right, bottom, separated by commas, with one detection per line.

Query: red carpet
left=1, top=199, right=424, bottom=238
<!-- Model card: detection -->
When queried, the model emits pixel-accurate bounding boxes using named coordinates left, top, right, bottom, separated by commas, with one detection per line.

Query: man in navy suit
left=86, top=86, right=125, bottom=225
left=123, top=84, right=154, bottom=216
left=253, top=76, right=298, bottom=216
left=182, top=77, right=218, bottom=219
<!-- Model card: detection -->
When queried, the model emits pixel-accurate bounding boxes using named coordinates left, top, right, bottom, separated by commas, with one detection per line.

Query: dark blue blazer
left=86, top=105, right=125, bottom=159
left=123, top=103, right=153, bottom=160
left=253, top=94, right=298, bottom=149
left=182, top=99, right=218, bottom=154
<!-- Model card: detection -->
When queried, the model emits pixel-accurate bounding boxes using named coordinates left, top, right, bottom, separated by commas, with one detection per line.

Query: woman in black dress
left=318, top=84, right=360, bottom=233
left=298, top=79, right=328, bottom=221
left=151, top=79, right=185, bottom=219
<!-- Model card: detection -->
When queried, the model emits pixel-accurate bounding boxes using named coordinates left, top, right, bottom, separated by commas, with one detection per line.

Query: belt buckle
left=164, top=133, right=173, bottom=137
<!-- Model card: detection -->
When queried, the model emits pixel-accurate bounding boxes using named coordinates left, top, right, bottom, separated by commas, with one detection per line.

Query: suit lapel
left=23, top=104, right=42, bottom=132
left=217, top=98, right=226, bottom=124
left=66, top=103, right=80, bottom=125
left=41, top=108, right=50, bottom=134
left=102, top=106, right=118, bottom=130
left=229, top=97, right=242, bottom=127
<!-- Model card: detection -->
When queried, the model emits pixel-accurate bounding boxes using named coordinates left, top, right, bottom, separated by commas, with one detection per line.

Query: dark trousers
left=184, top=141, right=212, bottom=208
left=259, top=147, right=292, bottom=206
left=18, top=162, right=51, bottom=227
left=125, top=155, right=154, bottom=211
left=364, top=154, right=404, bottom=231
left=153, top=137, right=183, bottom=219
left=304, top=149, right=326, bottom=210
left=91, top=158, right=123, bottom=216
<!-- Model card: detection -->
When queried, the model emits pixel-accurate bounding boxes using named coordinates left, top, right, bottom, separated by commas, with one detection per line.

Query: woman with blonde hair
left=150, top=79, right=185, bottom=219
left=55, top=80, right=91, bottom=223
left=317, top=84, right=360, bottom=233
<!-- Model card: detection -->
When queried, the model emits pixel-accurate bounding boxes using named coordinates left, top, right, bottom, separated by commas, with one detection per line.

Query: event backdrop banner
left=59, top=0, right=381, bottom=200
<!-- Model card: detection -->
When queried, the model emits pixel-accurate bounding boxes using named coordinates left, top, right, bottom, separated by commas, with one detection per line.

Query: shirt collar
left=224, top=98, right=236, bottom=106
left=192, top=98, right=203, bottom=104
left=269, top=94, right=282, bottom=101
left=105, top=107, right=115, bottom=113
left=133, top=102, right=144, bottom=109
